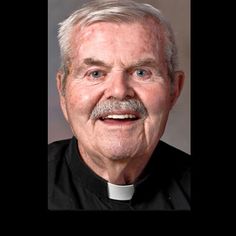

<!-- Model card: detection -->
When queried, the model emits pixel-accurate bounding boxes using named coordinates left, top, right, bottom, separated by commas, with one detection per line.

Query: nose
left=104, top=71, right=135, bottom=100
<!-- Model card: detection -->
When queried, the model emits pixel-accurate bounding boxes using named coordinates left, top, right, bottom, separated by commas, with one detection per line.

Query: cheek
left=66, top=85, right=94, bottom=118
left=148, top=96, right=170, bottom=116
left=142, top=86, right=171, bottom=116
left=142, top=87, right=171, bottom=144
left=65, top=81, right=104, bottom=120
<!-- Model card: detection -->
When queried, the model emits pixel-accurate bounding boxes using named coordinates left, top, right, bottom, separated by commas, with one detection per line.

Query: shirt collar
left=66, top=136, right=162, bottom=201
left=107, top=182, right=134, bottom=200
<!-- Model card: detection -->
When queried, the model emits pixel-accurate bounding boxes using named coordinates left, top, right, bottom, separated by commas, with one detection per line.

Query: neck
left=78, top=145, right=151, bottom=185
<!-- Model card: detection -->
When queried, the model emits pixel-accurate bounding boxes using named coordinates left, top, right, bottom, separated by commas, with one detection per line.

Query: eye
left=88, top=70, right=105, bottom=79
left=136, top=69, right=147, bottom=77
left=133, top=69, right=151, bottom=79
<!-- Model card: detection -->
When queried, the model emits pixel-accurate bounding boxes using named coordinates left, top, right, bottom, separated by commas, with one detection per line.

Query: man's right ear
left=56, top=72, right=69, bottom=121
left=56, top=72, right=65, bottom=97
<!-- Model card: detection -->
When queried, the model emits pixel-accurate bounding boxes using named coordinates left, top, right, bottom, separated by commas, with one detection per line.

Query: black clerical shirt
left=48, top=137, right=191, bottom=210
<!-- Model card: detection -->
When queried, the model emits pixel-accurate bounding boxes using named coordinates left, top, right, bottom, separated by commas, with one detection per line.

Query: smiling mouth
left=99, top=113, right=140, bottom=124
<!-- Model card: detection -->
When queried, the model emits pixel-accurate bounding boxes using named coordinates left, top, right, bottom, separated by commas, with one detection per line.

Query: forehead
left=70, top=19, right=165, bottom=63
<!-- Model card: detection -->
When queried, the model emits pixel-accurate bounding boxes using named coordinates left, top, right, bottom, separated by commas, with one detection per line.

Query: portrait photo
left=48, top=0, right=191, bottom=210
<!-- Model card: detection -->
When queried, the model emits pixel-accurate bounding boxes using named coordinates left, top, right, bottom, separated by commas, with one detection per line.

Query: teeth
left=105, top=114, right=136, bottom=119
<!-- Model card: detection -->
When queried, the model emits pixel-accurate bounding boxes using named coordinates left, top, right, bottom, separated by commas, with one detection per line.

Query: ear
left=56, top=72, right=69, bottom=121
left=170, top=71, right=185, bottom=109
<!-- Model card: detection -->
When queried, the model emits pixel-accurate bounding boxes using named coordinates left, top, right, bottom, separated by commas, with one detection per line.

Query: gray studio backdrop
left=48, top=0, right=191, bottom=154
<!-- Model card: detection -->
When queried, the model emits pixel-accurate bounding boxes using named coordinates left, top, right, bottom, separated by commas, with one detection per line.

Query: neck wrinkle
left=78, top=143, right=150, bottom=185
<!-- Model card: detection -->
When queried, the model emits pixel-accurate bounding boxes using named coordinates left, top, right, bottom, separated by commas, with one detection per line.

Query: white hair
left=58, top=0, right=178, bottom=92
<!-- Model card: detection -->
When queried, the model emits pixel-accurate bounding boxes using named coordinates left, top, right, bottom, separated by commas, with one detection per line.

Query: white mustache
left=90, top=98, right=147, bottom=120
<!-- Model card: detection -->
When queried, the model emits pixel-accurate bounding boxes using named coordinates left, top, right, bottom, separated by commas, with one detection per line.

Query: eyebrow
left=127, top=58, right=162, bottom=76
left=83, top=58, right=112, bottom=68
left=81, top=57, right=159, bottom=68
left=73, top=58, right=112, bottom=76
left=127, top=58, right=159, bottom=69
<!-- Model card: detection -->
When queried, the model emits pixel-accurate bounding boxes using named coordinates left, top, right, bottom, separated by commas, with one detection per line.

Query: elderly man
left=48, top=0, right=190, bottom=210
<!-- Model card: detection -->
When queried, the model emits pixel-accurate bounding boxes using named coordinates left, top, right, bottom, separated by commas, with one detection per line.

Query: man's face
left=58, top=20, right=182, bottom=161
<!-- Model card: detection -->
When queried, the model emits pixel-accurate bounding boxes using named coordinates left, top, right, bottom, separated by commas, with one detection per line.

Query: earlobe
left=170, top=71, right=185, bottom=108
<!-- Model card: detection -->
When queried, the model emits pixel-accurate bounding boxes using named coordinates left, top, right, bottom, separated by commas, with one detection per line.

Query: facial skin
left=57, top=19, right=184, bottom=184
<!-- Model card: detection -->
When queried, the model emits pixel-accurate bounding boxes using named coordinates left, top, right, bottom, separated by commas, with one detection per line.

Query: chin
left=100, top=142, right=142, bottom=161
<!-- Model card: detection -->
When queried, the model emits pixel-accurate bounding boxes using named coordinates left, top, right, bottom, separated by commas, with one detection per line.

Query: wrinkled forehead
left=70, top=17, right=165, bottom=58
left=73, top=16, right=163, bottom=34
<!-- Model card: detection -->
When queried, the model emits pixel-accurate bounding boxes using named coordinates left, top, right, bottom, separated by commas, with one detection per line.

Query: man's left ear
left=170, top=71, right=185, bottom=109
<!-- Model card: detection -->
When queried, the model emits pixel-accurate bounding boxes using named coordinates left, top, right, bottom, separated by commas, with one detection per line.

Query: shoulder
left=157, top=140, right=191, bottom=176
left=157, top=140, right=191, bottom=168
left=48, top=139, right=71, bottom=163
left=158, top=140, right=190, bottom=157
left=156, top=141, right=191, bottom=204
left=48, top=138, right=72, bottom=202
left=48, top=138, right=72, bottom=178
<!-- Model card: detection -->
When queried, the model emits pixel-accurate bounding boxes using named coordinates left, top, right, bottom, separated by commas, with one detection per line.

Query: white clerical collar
left=107, top=182, right=135, bottom=201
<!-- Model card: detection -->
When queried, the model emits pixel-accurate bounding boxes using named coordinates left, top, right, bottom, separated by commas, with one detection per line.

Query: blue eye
left=90, top=70, right=103, bottom=79
left=135, top=69, right=147, bottom=77
left=134, top=69, right=152, bottom=80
